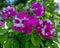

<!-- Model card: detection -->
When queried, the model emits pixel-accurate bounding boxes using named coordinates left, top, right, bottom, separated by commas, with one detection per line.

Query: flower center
left=15, top=19, right=20, bottom=24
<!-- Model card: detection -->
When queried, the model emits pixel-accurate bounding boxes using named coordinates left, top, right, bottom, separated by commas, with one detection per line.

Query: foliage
left=0, top=0, right=60, bottom=48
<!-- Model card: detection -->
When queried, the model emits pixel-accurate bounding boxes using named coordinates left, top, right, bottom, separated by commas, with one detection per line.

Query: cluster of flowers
left=36, top=19, right=55, bottom=39
left=2, top=5, right=17, bottom=18
left=0, top=2, right=55, bottom=39
left=0, top=4, right=17, bottom=26
left=25, top=2, right=46, bottom=18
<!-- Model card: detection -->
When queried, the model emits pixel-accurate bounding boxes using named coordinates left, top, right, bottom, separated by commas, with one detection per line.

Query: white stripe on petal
left=2, top=8, right=6, bottom=12
left=44, top=25, right=46, bottom=29
left=14, top=23, right=21, bottom=27
left=14, top=17, right=22, bottom=23
left=41, top=28, right=45, bottom=35
left=46, top=19, right=52, bottom=24
left=39, top=20, right=43, bottom=24
left=50, top=29, right=55, bottom=34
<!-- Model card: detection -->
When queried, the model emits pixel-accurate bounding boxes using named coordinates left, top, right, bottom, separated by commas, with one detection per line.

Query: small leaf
left=50, top=42, right=59, bottom=48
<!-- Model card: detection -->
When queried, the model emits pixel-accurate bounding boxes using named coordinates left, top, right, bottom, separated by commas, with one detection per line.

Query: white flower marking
left=50, top=29, right=55, bottom=34
left=44, top=25, right=46, bottom=29
left=41, top=28, right=45, bottom=35
left=46, top=19, right=52, bottom=24
left=13, top=17, right=23, bottom=27
left=25, top=6, right=29, bottom=10
left=2, top=8, right=6, bottom=12
left=39, top=20, right=43, bottom=24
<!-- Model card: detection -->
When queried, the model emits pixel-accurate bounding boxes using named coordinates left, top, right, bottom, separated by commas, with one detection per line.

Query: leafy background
left=0, top=0, right=60, bottom=48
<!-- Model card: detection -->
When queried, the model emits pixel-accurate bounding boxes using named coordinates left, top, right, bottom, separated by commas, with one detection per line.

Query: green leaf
left=31, top=33, right=40, bottom=47
left=0, top=34, right=8, bottom=43
left=4, top=39, right=19, bottom=48
left=45, top=39, right=53, bottom=47
left=13, top=40, right=19, bottom=48
left=25, top=41, right=29, bottom=48
left=4, top=39, right=12, bottom=48
left=50, top=42, right=59, bottom=48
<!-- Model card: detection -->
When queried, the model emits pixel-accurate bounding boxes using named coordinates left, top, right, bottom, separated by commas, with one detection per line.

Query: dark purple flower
left=12, top=11, right=34, bottom=35
left=23, top=21, right=33, bottom=35
left=2, top=6, right=17, bottom=18
left=28, top=16, right=37, bottom=27
left=36, top=19, right=55, bottom=39
left=32, top=2, right=46, bottom=17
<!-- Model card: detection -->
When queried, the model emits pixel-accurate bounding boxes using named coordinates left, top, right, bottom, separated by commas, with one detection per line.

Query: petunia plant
left=0, top=0, right=60, bottom=48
